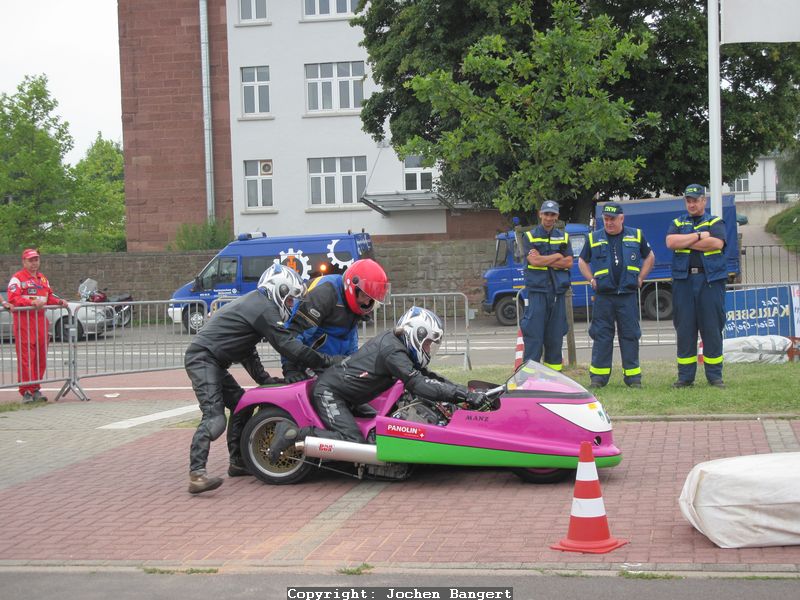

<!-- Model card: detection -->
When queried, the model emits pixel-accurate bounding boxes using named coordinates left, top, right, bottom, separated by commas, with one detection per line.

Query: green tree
left=356, top=0, right=800, bottom=214
left=0, top=75, right=73, bottom=252
left=373, top=0, right=655, bottom=214
left=58, top=134, right=127, bottom=252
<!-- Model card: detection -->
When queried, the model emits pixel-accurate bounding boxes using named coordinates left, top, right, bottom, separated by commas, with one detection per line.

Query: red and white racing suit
left=7, top=269, right=61, bottom=396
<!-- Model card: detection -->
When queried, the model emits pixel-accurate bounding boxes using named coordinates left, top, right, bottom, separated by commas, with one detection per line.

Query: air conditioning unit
left=260, top=160, right=273, bottom=176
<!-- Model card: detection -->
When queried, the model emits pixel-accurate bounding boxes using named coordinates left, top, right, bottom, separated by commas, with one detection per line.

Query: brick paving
left=0, top=383, right=798, bottom=574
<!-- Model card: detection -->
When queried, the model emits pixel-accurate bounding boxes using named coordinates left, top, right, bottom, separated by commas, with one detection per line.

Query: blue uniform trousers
left=520, top=290, right=567, bottom=371
left=672, top=275, right=726, bottom=383
left=589, top=293, right=641, bottom=385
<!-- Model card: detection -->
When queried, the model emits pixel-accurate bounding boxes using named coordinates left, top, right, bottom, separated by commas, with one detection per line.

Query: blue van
left=168, top=231, right=373, bottom=332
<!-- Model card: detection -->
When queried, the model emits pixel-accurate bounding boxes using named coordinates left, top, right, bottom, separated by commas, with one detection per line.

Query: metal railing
left=1, top=293, right=473, bottom=401
left=739, top=244, right=800, bottom=284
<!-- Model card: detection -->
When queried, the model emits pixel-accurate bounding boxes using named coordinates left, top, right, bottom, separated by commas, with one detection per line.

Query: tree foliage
left=397, top=0, right=655, bottom=214
left=0, top=76, right=126, bottom=253
left=0, top=75, right=73, bottom=252
left=355, top=0, right=800, bottom=215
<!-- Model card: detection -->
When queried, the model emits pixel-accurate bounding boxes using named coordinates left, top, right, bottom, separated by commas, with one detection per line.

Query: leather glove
left=465, top=391, right=489, bottom=408
left=259, top=375, right=285, bottom=385
left=322, top=354, right=346, bottom=368
left=284, top=370, right=309, bottom=384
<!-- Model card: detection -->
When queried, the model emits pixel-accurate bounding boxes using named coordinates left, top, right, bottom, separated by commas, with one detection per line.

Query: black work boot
left=33, top=390, right=48, bottom=402
left=227, top=460, right=251, bottom=477
left=268, top=421, right=299, bottom=463
left=188, top=470, right=223, bottom=494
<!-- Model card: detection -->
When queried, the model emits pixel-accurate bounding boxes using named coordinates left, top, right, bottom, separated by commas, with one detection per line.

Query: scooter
left=78, top=278, right=134, bottom=327
left=235, top=360, right=622, bottom=485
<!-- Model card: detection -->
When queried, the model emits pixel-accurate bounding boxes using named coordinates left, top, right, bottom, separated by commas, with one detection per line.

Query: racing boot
left=227, top=459, right=251, bottom=477
left=268, top=421, right=299, bottom=463
left=22, top=392, right=35, bottom=404
left=33, top=390, right=48, bottom=402
left=188, top=470, right=223, bottom=494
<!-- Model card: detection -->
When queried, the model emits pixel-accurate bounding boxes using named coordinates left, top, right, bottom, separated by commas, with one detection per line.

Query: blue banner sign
left=724, top=285, right=796, bottom=339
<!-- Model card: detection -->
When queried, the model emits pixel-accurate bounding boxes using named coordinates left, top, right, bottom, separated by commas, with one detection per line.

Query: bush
left=765, top=203, right=800, bottom=249
left=169, top=218, right=232, bottom=251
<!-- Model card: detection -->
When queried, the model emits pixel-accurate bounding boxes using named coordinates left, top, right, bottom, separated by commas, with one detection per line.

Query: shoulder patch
left=309, top=308, right=321, bottom=319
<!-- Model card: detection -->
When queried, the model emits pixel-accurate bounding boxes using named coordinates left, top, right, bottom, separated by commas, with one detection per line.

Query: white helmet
left=257, top=263, right=306, bottom=320
left=395, top=307, right=443, bottom=369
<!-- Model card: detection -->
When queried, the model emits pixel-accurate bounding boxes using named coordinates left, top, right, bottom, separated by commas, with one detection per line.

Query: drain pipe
left=199, top=0, right=216, bottom=221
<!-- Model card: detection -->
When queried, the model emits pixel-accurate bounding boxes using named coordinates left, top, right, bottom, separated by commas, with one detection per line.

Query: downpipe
left=298, top=436, right=385, bottom=465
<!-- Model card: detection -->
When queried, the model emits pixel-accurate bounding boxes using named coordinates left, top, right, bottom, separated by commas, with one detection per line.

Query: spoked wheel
left=240, top=406, right=313, bottom=485
left=511, top=467, right=573, bottom=484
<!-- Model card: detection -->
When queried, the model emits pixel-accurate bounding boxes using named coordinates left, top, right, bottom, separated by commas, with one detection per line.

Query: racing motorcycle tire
left=510, top=467, right=573, bottom=484
left=240, top=406, right=314, bottom=485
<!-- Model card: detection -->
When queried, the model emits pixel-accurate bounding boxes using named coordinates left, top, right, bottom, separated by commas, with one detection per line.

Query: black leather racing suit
left=306, top=330, right=469, bottom=443
left=186, top=289, right=332, bottom=474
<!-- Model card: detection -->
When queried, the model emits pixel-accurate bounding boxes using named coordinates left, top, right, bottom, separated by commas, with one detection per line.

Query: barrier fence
left=2, top=284, right=797, bottom=401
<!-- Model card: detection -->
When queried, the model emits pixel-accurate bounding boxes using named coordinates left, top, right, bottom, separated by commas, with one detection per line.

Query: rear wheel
left=642, top=286, right=673, bottom=320
left=511, top=467, right=573, bottom=484
left=240, top=406, right=313, bottom=485
left=53, top=317, right=84, bottom=342
left=494, top=295, right=521, bottom=327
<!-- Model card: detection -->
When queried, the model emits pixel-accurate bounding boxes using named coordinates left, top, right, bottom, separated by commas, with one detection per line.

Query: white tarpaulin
left=721, top=0, right=800, bottom=44
left=679, top=453, right=800, bottom=548
left=723, top=335, right=793, bottom=363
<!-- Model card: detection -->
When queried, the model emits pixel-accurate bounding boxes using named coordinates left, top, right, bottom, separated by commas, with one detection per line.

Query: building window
left=305, top=62, right=364, bottom=112
left=304, top=0, right=358, bottom=18
left=734, top=176, right=749, bottom=193
left=308, top=156, right=367, bottom=205
left=241, top=67, right=270, bottom=115
left=244, top=160, right=273, bottom=208
left=404, top=156, right=434, bottom=191
left=239, top=0, right=267, bottom=22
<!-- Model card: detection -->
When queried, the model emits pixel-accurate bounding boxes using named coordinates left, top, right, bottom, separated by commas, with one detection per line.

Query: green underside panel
left=376, top=435, right=622, bottom=469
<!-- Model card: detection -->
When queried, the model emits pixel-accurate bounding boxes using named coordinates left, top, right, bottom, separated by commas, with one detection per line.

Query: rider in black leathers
left=186, top=264, right=340, bottom=494
left=269, top=307, right=487, bottom=461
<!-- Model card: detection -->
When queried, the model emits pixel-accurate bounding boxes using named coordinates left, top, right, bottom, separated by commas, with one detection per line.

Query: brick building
left=118, top=0, right=507, bottom=251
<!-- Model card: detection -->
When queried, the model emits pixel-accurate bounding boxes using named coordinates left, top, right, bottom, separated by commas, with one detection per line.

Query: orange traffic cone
left=551, top=441, right=628, bottom=554
left=514, top=329, right=524, bottom=370
left=698, top=340, right=704, bottom=364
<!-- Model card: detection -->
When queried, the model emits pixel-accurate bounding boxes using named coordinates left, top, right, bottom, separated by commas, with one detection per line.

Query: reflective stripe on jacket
left=587, top=227, right=643, bottom=294
left=670, top=213, right=727, bottom=282
left=524, top=226, right=571, bottom=294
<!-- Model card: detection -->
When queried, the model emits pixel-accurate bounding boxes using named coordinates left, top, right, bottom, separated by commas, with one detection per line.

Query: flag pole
left=708, top=0, right=723, bottom=216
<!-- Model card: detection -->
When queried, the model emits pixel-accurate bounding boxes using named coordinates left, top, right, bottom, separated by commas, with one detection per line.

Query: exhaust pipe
left=298, top=436, right=385, bottom=465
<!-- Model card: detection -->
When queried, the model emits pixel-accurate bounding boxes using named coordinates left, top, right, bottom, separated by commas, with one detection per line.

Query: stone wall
left=1, top=239, right=496, bottom=304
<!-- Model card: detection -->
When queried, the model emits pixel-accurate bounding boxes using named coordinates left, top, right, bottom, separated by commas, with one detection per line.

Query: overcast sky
left=0, top=0, right=121, bottom=166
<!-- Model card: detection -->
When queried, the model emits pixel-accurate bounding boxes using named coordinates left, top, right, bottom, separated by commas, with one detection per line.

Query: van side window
left=199, top=257, right=238, bottom=289
left=243, top=256, right=275, bottom=282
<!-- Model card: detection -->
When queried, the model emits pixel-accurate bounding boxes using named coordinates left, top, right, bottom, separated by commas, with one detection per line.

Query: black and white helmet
left=395, top=306, right=444, bottom=369
left=257, top=263, right=306, bottom=321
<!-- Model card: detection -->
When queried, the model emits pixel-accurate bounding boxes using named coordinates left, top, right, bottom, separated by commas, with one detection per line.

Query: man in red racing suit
left=6, top=249, right=69, bottom=403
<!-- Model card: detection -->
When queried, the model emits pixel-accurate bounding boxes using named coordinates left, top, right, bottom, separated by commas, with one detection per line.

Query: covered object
left=679, top=452, right=800, bottom=548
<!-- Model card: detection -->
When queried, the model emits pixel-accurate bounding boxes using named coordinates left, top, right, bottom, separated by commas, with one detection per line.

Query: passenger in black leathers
left=269, top=307, right=487, bottom=461
left=186, top=264, right=340, bottom=494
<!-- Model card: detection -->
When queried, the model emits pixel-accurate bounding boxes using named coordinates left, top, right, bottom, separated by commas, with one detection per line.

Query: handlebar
left=484, top=385, right=506, bottom=398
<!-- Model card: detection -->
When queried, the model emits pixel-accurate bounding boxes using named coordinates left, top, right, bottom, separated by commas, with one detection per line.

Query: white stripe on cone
left=576, top=461, right=599, bottom=481
left=570, top=497, right=608, bottom=519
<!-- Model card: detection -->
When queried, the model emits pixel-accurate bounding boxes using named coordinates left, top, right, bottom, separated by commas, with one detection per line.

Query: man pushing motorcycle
left=185, top=264, right=342, bottom=494
left=268, top=306, right=489, bottom=462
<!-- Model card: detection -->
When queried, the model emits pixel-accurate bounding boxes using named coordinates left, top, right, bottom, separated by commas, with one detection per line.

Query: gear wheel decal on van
left=276, top=248, right=312, bottom=280
left=326, top=239, right=355, bottom=269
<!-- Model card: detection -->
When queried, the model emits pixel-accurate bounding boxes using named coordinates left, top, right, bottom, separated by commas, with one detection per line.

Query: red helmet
left=343, top=259, right=389, bottom=315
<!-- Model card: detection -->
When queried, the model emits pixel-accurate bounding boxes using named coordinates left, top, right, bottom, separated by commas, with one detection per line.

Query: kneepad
left=208, top=414, right=227, bottom=440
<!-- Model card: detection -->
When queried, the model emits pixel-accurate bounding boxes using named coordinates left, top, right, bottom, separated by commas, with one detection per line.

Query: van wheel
left=494, top=296, right=521, bottom=327
left=183, top=307, right=206, bottom=334
left=642, top=287, right=673, bottom=320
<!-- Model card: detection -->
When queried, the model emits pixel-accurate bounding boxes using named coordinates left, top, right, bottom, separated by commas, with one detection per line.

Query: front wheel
left=511, top=467, right=573, bottom=484
left=240, top=406, right=313, bottom=485
left=494, top=295, right=522, bottom=327
left=53, top=317, right=84, bottom=342
left=183, top=305, right=206, bottom=334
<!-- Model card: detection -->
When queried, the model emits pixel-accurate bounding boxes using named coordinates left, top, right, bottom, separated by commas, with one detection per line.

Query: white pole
left=708, top=0, right=723, bottom=215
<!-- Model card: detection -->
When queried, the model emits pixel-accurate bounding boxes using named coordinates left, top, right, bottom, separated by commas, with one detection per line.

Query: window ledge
left=306, top=204, right=370, bottom=213
left=299, top=16, right=354, bottom=24
left=242, top=207, right=278, bottom=214
left=235, top=20, right=273, bottom=28
left=302, top=110, right=361, bottom=119
left=237, top=115, right=275, bottom=122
